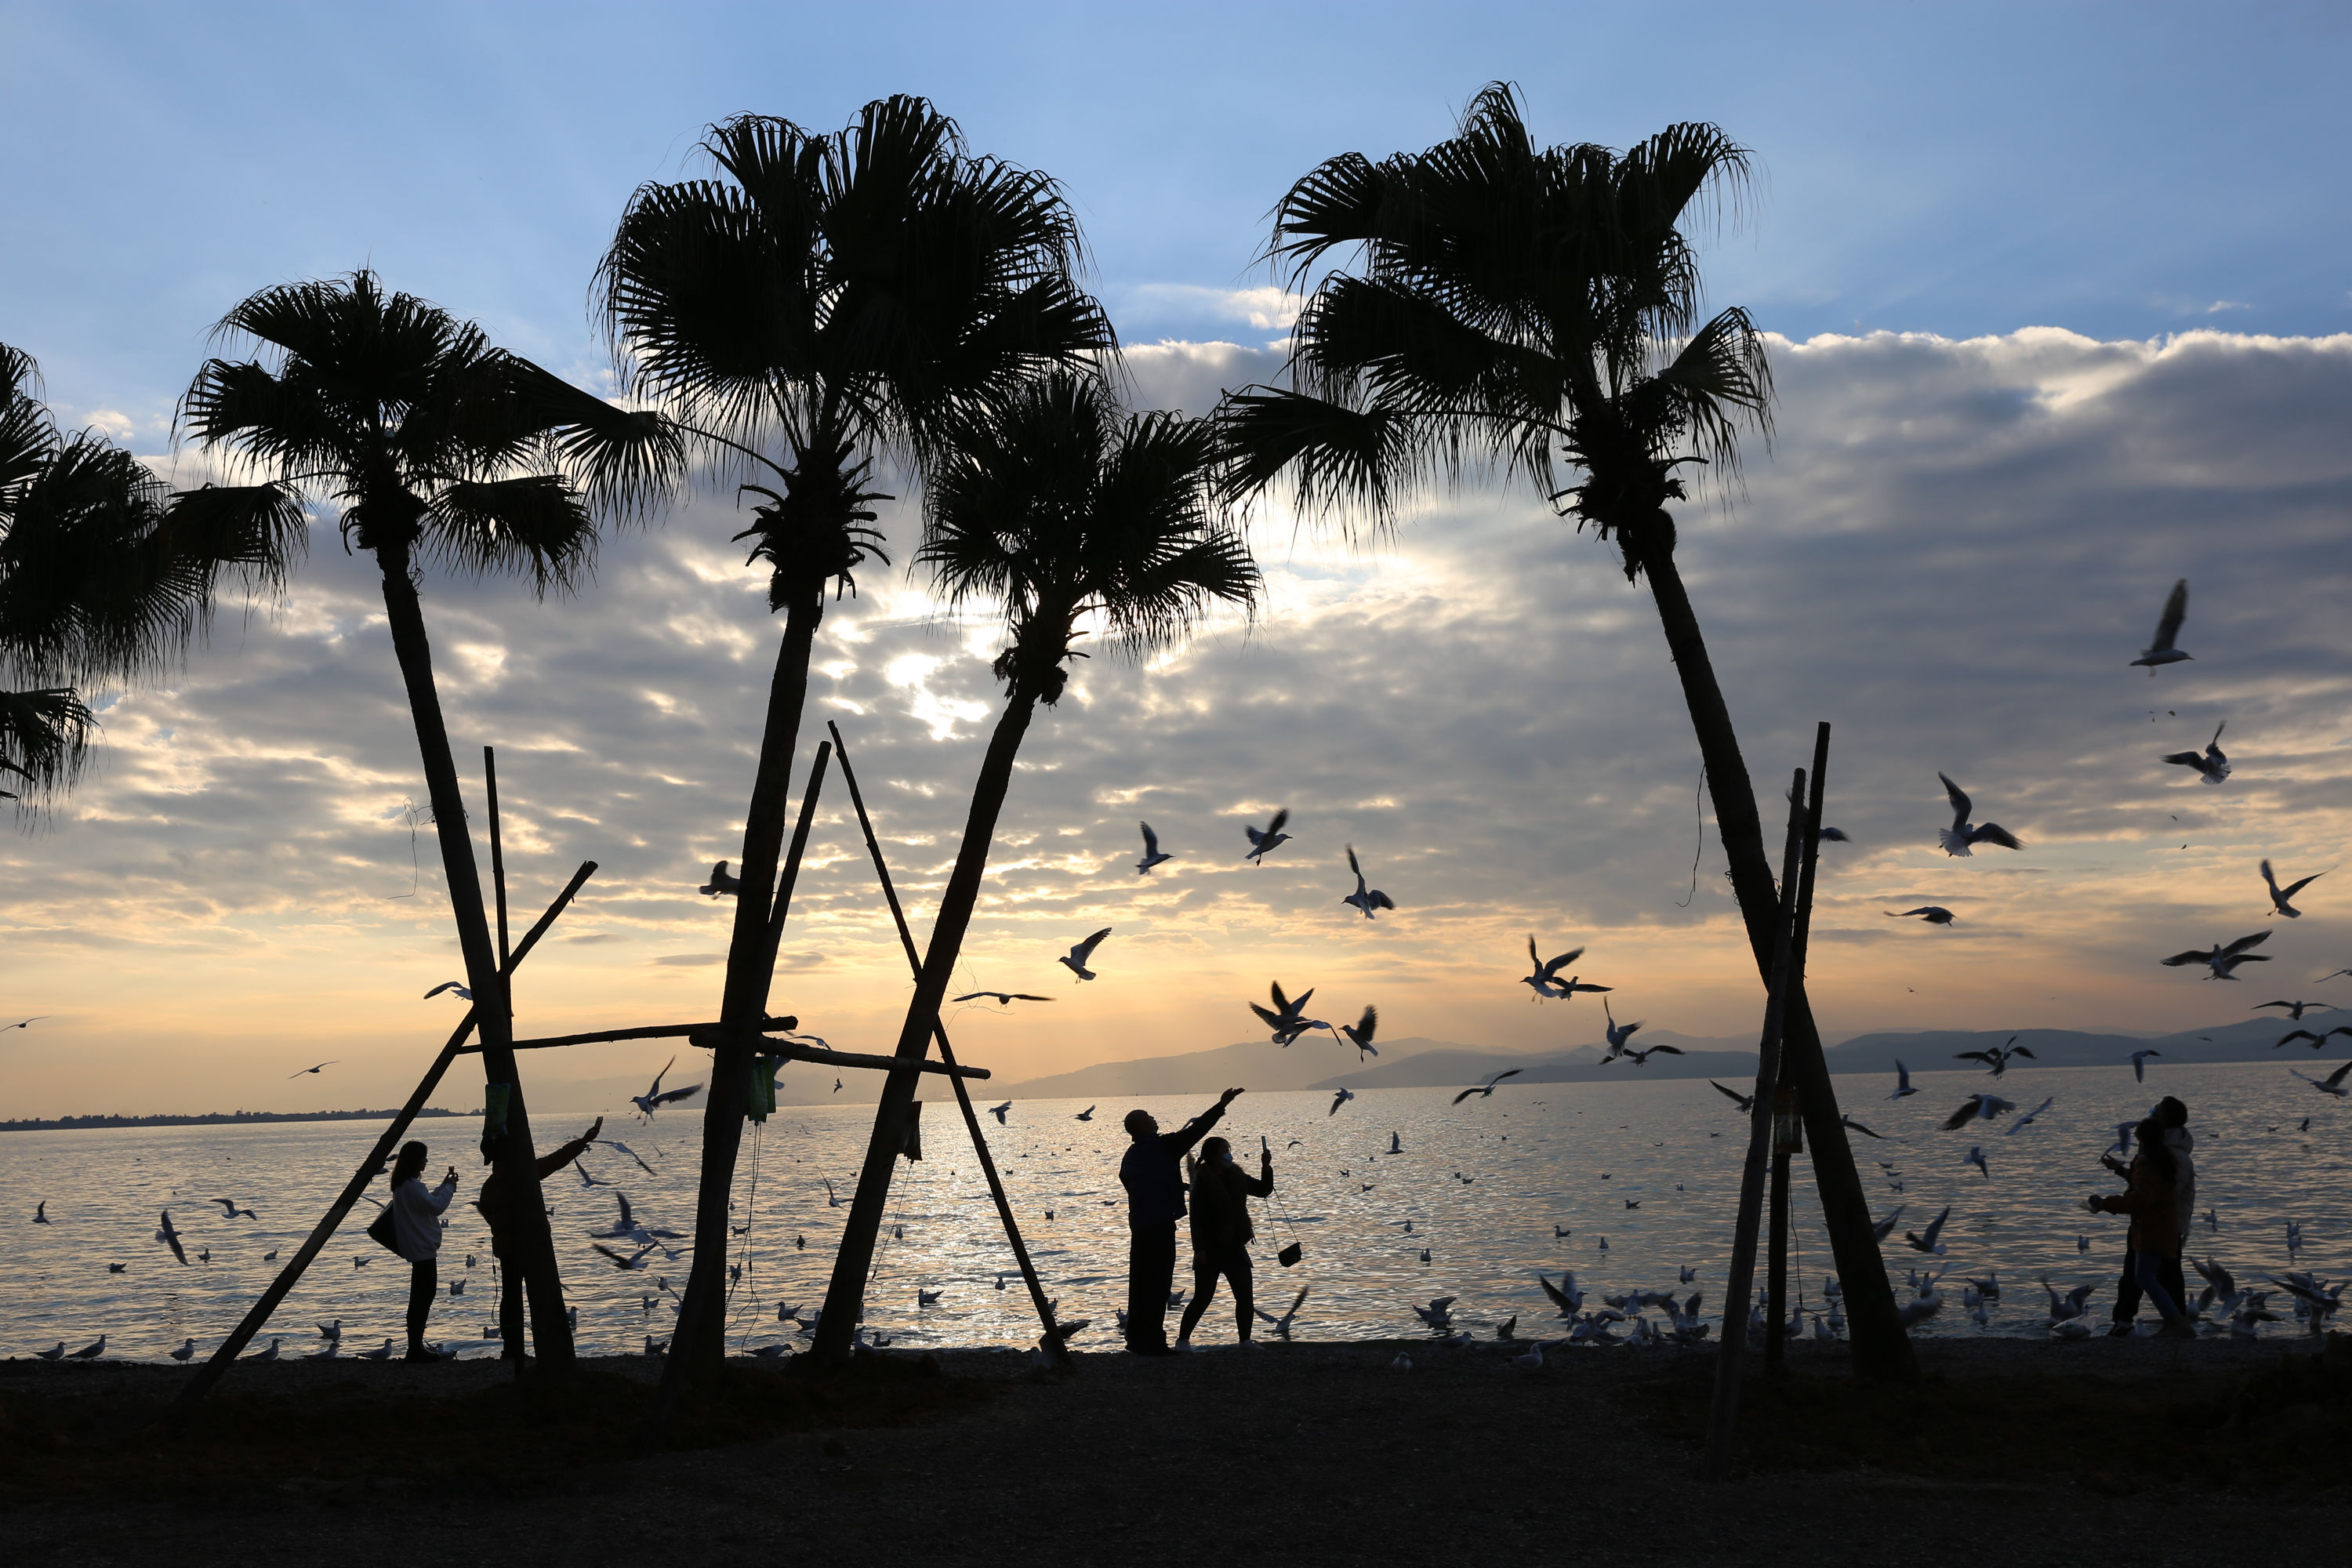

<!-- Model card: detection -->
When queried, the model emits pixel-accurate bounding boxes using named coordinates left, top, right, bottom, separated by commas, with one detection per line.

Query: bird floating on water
left=1058, top=927, right=1112, bottom=982
left=1243, top=808, right=1292, bottom=864
left=1936, top=775, right=2024, bottom=858
left=2161, top=931, right=2270, bottom=981
left=2160, top=723, right=2230, bottom=785
left=1339, top=845, right=1395, bottom=920
left=2260, top=860, right=2323, bottom=919
left=2131, top=579, right=2192, bottom=672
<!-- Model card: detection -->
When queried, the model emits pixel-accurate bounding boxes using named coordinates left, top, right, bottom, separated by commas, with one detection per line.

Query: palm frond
left=0, top=686, right=95, bottom=814
left=1216, top=387, right=1417, bottom=529
left=421, top=476, right=597, bottom=596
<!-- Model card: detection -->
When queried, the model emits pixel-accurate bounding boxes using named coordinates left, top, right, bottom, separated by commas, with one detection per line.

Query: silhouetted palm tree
left=2, top=342, right=300, bottom=813
left=596, top=97, right=1114, bottom=1380
left=178, top=271, right=681, bottom=1372
left=1220, top=85, right=1911, bottom=1380
left=811, top=372, right=1257, bottom=1359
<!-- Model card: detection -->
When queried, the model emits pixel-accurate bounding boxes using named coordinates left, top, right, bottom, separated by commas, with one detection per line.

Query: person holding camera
left=1176, top=1134, right=1274, bottom=1350
left=386, top=1140, right=459, bottom=1362
left=1118, top=1088, right=1242, bottom=1356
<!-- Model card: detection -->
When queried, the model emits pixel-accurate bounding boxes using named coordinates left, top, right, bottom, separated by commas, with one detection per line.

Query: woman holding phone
left=1176, top=1134, right=1273, bottom=1349
left=386, top=1141, right=459, bottom=1362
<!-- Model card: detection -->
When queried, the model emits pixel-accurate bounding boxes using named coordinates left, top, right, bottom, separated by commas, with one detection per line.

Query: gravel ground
left=6, top=1336, right=2346, bottom=1567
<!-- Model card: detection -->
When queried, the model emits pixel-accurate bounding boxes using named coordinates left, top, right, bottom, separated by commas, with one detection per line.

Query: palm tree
left=177, top=271, right=681, bottom=1373
left=810, top=372, right=1258, bottom=1359
left=595, top=97, right=1114, bottom=1381
left=1219, top=85, right=1914, bottom=1381
left=2, top=342, right=301, bottom=813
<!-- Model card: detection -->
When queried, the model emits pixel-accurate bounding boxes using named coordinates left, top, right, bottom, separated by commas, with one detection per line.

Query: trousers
left=1126, top=1222, right=1178, bottom=1352
left=406, top=1257, right=438, bottom=1351
left=1177, top=1246, right=1254, bottom=1342
left=2113, top=1249, right=2188, bottom=1323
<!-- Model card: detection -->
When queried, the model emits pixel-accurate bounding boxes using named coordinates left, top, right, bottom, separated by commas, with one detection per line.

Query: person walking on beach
left=477, top=1116, right=601, bottom=1363
left=1119, top=1088, right=1243, bottom=1356
left=2086, top=1118, right=2194, bottom=1338
left=1176, top=1134, right=1273, bottom=1350
left=2103, top=1095, right=2194, bottom=1336
left=387, top=1141, right=459, bottom=1362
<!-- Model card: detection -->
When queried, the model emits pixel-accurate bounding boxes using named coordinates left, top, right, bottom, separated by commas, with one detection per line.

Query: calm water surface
left=5, top=1062, right=2343, bottom=1359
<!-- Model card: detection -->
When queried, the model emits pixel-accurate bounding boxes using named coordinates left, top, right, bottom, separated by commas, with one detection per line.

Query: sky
left=2, top=2, right=2349, bottom=1116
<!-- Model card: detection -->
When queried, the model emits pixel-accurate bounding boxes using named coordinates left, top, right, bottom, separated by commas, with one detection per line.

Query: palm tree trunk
left=811, top=684, right=1040, bottom=1361
left=374, top=539, right=574, bottom=1371
left=1640, top=543, right=1918, bottom=1384
left=663, top=590, right=822, bottom=1388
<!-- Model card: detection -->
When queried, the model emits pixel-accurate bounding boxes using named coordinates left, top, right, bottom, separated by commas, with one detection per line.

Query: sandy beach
left=6, top=1335, right=2346, bottom=1567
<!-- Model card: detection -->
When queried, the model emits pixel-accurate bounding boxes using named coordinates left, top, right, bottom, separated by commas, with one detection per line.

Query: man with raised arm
left=1118, top=1089, right=1243, bottom=1356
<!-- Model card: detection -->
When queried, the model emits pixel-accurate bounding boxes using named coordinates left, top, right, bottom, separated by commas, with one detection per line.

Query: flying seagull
left=288, top=1061, right=339, bottom=1078
left=2005, top=1096, right=2054, bottom=1134
left=423, top=980, right=474, bottom=1002
left=2260, top=860, right=2324, bottom=919
left=207, top=1198, right=257, bottom=1221
left=155, top=1210, right=190, bottom=1266
left=2161, top=931, right=2271, bottom=981
left=1711, top=1080, right=1755, bottom=1112
left=2290, top=1060, right=2352, bottom=1098
left=2160, top=723, right=2230, bottom=785
left=1886, top=906, right=1956, bottom=925
left=7, top=1017, right=48, bottom=1030
left=1519, top=937, right=1586, bottom=1000
left=2129, top=1049, right=2161, bottom=1083
left=1327, top=1087, right=1355, bottom=1116
left=698, top=860, right=742, bottom=897
left=1074, top=1106, right=1095, bottom=1121
left=988, top=1101, right=1013, bottom=1124
left=1906, top=1206, right=1954, bottom=1253
left=1058, top=927, right=1112, bottom=982
left=1243, top=808, right=1292, bottom=864
left=630, top=1057, right=703, bottom=1120
left=1450, top=1069, right=1523, bottom=1107
left=2274, top=1026, right=2352, bottom=1051
left=1955, top=1036, right=2034, bottom=1076
left=1624, top=1043, right=1685, bottom=1067
left=2256, top=1000, right=2336, bottom=1021
left=1250, top=981, right=1322, bottom=1045
left=1889, top=1060, right=1917, bottom=1100
left=1134, top=822, right=1172, bottom=875
left=1963, top=1145, right=1991, bottom=1180
left=1936, top=775, right=2024, bottom=858
left=1601, top=1000, right=1642, bottom=1059
left=952, top=991, right=1052, bottom=1006
left=1340, top=845, right=1396, bottom=920
left=1841, top=1114, right=1885, bottom=1140
left=2131, top=579, right=2192, bottom=672
left=1941, top=1094, right=2016, bottom=1131
left=1339, top=1005, right=1379, bottom=1058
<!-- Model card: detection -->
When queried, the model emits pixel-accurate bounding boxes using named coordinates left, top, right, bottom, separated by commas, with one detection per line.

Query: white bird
left=1601, top=1000, right=1642, bottom=1058
left=66, top=1334, right=107, bottom=1360
left=2160, top=931, right=2271, bottom=981
left=2289, top=1060, right=2352, bottom=1098
left=358, top=1338, right=394, bottom=1360
left=1963, top=1145, right=1990, bottom=1181
left=287, top=1061, right=339, bottom=1079
left=1058, top=927, right=1112, bottom=982
left=592, top=1241, right=659, bottom=1270
left=1327, top=1087, right=1355, bottom=1117
left=2159, top=720, right=2230, bottom=785
left=1889, top=1060, right=1917, bottom=1100
left=630, top=1056, right=703, bottom=1120
left=1906, top=1205, right=1955, bottom=1253
left=1450, top=1069, right=1522, bottom=1106
left=1538, top=1272, right=1585, bottom=1316
left=242, top=1338, right=278, bottom=1362
left=988, top=1101, right=1012, bottom=1124
left=2131, top=578, right=2192, bottom=672
left=1956, top=1036, right=2034, bottom=1076
left=1339, top=845, right=1395, bottom=919
left=596, top=1138, right=658, bottom=1175
left=823, top=1178, right=848, bottom=1205
left=1886, top=906, right=1957, bottom=925
left=1941, top=1094, right=2015, bottom=1131
left=1243, top=808, right=1292, bottom=863
left=33, top=1342, right=64, bottom=1361
left=698, top=860, right=742, bottom=897
left=155, top=1210, right=189, bottom=1266
left=1519, top=937, right=1586, bottom=1000
left=2261, top=860, right=2324, bottom=919
left=2004, top=1096, right=2053, bottom=1134
left=1134, top=821, right=1173, bottom=875
left=423, top=980, right=474, bottom=1001
left=1254, top=1285, right=1310, bottom=1340
left=1870, top=1207, right=1907, bottom=1243
left=1339, top=1005, right=1379, bottom=1058
left=2040, top=1276, right=2096, bottom=1323
left=317, top=1319, right=342, bottom=1342
left=2129, top=1049, right=2161, bottom=1083
left=1250, top=981, right=1322, bottom=1044
left=169, top=1338, right=197, bottom=1362
left=1936, top=774, right=2025, bottom=858
left=207, top=1198, right=257, bottom=1221
left=1410, top=1296, right=1456, bottom=1332
left=1389, top=1352, right=1412, bottom=1370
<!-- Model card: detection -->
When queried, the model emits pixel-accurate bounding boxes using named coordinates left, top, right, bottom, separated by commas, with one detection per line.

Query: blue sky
left=4, top=1, right=2349, bottom=423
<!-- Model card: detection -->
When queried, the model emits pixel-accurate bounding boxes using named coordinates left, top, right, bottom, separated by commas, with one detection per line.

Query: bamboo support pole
left=463, top=1018, right=797, bottom=1054
left=826, top=719, right=1071, bottom=1369
left=167, top=861, right=597, bottom=1421
left=1765, top=1144, right=1791, bottom=1370
left=1703, top=774, right=1808, bottom=1481
left=485, top=746, right=510, bottom=969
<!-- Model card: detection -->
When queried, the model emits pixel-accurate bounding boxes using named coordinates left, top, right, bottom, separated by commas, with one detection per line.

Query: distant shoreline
left=0, top=1107, right=481, bottom=1134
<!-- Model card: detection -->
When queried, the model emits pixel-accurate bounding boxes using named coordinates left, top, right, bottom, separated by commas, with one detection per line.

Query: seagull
left=1410, top=1296, right=1457, bottom=1331
left=1840, top=1114, right=1884, bottom=1140
left=1340, top=845, right=1396, bottom=919
left=2290, top=1061, right=2352, bottom=1098
left=1451, top=1069, right=1523, bottom=1106
left=917, top=1288, right=942, bottom=1308
left=595, top=1138, right=657, bottom=1175
left=2275, top=1026, right=2352, bottom=1050
left=1936, top=775, right=2025, bottom=858
left=33, top=1200, right=49, bottom=1224
left=1955, top=1036, right=2034, bottom=1076
left=2004, top=1096, right=2053, bottom=1134
left=7, top=1017, right=49, bottom=1030
left=2261, top=860, right=2324, bottom=919
left=592, top=1241, right=660, bottom=1270
left=155, top=1210, right=190, bottom=1265
left=423, top=980, right=474, bottom=1001
left=318, top=1319, right=342, bottom=1342
left=2129, top=1049, right=2161, bottom=1083
left=170, top=1338, right=197, bottom=1362
left=630, top=1057, right=703, bottom=1120
left=1942, top=1094, right=2015, bottom=1131
left=358, top=1338, right=394, bottom=1360
left=2131, top=578, right=2192, bottom=672
left=1390, top=1352, right=1412, bottom=1371
left=1250, top=980, right=1323, bottom=1044
left=67, top=1334, right=107, bottom=1360
left=1339, top=1005, right=1379, bottom=1058
left=287, top=1061, right=339, bottom=1079
left=1243, top=808, right=1292, bottom=863
left=2256, top=1000, right=2336, bottom=1021
left=1134, top=821, right=1173, bottom=875
left=822, top=1179, right=847, bottom=1207
left=206, top=1198, right=257, bottom=1221
left=1624, top=1044, right=1684, bottom=1067
left=1711, top=1080, right=1755, bottom=1112
left=1520, top=937, right=1586, bottom=1000
left=33, top=1342, right=64, bottom=1360
left=1254, top=1286, right=1311, bottom=1341
left=2161, top=721, right=2230, bottom=786
left=1074, top=1106, right=1096, bottom=1121
left=1963, top=1145, right=1990, bottom=1180
left=1889, top=1061, right=1917, bottom=1100
left=2161, top=931, right=2271, bottom=981
left=1058, top=927, right=1112, bottom=982
left=1886, top=906, right=1957, bottom=925
left=698, top=860, right=742, bottom=897
left=1538, top=1272, right=1586, bottom=1316
left=1818, top=826, right=1852, bottom=844
left=1601, top=1000, right=1643, bottom=1059
left=952, top=991, right=1053, bottom=1006
left=988, top=1101, right=1012, bottom=1123
left=1327, top=1087, right=1355, bottom=1116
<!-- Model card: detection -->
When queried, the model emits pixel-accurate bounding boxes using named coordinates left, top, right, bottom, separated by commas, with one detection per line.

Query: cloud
left=4, top=328, right=2350, bottom=1114
left=1126, top=284, right=1305, bottom=332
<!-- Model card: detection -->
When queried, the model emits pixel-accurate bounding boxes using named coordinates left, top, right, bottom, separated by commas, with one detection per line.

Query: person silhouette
left=1118, top=1089, right=1241, bottom=1355
left=1176, top=1134, right=1273, bottom=1349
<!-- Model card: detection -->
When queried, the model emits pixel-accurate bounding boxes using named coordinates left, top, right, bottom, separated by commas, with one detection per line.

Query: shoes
left=2107, top=1323, right=2136, bottom=1338
left=402, top=1347, right=438, bottom=1363
left=1238, top=1337, right=1260, bottom=1351
left=1174, top=1338, right=1197, bottom=1353
left=1124, top=1344, right=1178, bottom=1357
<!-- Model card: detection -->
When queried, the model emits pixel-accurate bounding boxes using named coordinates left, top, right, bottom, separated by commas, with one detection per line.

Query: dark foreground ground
left=5, top=1333, right=2346, bottom=1567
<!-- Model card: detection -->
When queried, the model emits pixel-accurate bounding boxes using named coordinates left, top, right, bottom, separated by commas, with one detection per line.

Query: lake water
left=5, top=1061, right=2343, bottom=1360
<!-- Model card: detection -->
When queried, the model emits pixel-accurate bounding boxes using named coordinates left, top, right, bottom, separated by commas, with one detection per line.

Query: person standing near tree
left=1177, top=1134, right=1273, bottom=1350
left=1119, top=1089, right=1242, bottom=1356
left=387, top=1142, right=459, bottom=1362
left=477, top=1116, right=601, bottom=1363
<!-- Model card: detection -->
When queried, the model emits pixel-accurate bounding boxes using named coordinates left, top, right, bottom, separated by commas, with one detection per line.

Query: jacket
left=390, top=1174, right=457, bottom=1262
left=1119, top=1103, right=1227, bottom=1230
left=2165, top=1126, right=2196, bottom=1238
left=477, top=1134, right=593, bottom=1255
left=2092, top=1152, right=2181, bottom=1257
left=1187, top=1154, right=1273, bottom=1254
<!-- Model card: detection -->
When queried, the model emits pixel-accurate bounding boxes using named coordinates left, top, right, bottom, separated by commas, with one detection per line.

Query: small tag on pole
left=746, top=1055, right=780, bottom=1123
left=1773, top=1087, right=1804, bottom=1154
left=481, top=1083, right=511, bottom=1163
